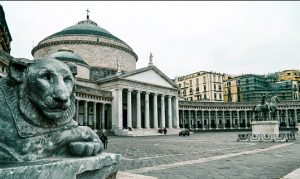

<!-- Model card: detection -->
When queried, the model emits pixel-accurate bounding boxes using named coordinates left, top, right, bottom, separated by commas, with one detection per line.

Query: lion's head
left=8, top=57, right=77, bottom=127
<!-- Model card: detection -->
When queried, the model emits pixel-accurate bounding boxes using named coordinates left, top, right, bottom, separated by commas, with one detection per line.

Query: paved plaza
left=105, top=132, right=300, bottom=179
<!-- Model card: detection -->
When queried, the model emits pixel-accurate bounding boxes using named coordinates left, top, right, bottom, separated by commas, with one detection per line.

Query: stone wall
left=33, top=43, right=136, bottom=72
left=77, top=64, right=90, bottom=79
left=90, top=67, right=117, bottom=80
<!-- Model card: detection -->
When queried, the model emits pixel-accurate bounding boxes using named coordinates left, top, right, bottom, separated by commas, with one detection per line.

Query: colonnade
left=74, top=93, right=112, bottom=130
left=113, top=88, right=180, bottom=130
left=179, top=108, right=299, bottom=130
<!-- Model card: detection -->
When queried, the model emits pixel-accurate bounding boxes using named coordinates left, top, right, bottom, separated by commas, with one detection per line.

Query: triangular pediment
left=122, top=67, right=176, bottom=88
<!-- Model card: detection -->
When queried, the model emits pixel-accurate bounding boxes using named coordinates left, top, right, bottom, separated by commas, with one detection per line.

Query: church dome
left=50, top=49, right=89, bottom=66
left=31, top=16, right=138, bottom=74
left=44, top=19, right=124, bottom=44
left=49, top=49, right=91, bottom=79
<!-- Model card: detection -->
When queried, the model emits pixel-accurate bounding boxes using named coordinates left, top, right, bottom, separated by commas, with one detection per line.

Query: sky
left=2, top=1, right=300, bottom=78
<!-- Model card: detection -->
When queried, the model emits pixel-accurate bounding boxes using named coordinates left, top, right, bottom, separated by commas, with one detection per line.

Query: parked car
left=179, top=129, right=190, bottom=136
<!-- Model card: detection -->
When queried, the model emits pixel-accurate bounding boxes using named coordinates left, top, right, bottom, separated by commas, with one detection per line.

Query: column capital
left=168, top=95, right=173, bottom=99
left=161, top=94, right=166, bottom=97
left=127, top=88, right=133, bottom=92
left=116, top=87, right=123, bottom=91
left=154, top=93, right=158, bottom=96
left=145, top=91, right=150, bottom=95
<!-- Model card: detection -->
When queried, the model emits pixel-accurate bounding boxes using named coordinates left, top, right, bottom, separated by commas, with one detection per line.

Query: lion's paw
left=68, top=141, right=103, bottom=157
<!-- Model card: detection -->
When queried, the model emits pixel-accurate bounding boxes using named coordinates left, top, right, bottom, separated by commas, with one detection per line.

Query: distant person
left=100, top=134, right=108, bottom=150
left=163, top=127, right=167, bottom=135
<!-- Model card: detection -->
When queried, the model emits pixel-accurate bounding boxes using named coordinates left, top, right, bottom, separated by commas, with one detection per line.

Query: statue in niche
left=0, top=57, right=103, bottom=162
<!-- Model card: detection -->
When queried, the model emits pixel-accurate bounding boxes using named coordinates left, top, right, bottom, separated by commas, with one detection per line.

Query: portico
left=97, top=65, right=180, bottom=136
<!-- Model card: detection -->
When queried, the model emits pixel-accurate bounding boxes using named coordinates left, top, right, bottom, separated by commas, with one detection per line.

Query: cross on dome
left=86, top=9, right=90, bottom=20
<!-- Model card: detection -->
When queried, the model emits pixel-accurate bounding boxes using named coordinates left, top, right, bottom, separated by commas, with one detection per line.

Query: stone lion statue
left=0, top=57, right=103, bottom=162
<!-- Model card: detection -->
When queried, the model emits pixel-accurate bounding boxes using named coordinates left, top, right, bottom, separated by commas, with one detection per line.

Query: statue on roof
left=148, top=52, right=153, bottom=66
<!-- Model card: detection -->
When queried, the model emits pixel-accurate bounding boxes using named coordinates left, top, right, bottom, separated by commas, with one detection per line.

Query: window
left=203, top=76, right=206, bottom=82
left=214, top=93, right=217, bottom=99
left=219, top=93, right=222, bottom=99
left=287, top=73, right=291, bottom=76
left=204, top=94, right=207, bottom=99
left=196, top=78, right=199, bottom=85
left=219, top=85, right=222, bottom=91
left=189, top=80, right=192, bottom=86
left=204, top=85, right=206, bottom=91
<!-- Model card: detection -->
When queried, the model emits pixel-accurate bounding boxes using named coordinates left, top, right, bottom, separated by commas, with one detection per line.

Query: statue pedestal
left=237, top=120, right=295, bottom=142
left=0, top=153, right=121, bottom=179
left=251, top=121, right=279, bottom=135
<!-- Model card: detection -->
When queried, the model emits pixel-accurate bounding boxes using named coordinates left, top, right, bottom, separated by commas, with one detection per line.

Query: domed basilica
left=29, top=14, right=181, bottom=136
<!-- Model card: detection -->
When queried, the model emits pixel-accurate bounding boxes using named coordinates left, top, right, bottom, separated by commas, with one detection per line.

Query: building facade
left=223, top=75, right=241, bottom=102
left=175, top=71, right=224, bottom=102
left=0, top=4, right=12, bottom=78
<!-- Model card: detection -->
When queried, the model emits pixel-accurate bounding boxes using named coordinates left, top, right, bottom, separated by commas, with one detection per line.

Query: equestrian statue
left=252, top=92, right=280, bottom=121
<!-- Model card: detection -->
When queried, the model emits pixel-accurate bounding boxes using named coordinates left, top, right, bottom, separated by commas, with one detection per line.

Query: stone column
left=112, top=88, right=123, bottom=129
left=153, top=93, right=158, bottom=129
left=195, top=110, right=198, bottom=129
left=277, top=110, right=280, bottom=122
left=175, top=97, right=180, bottom=128
left=237, top=110, right=240, bottom=129
left=145, top=92, right=150, bottom=129
left=188, top=110, right=191, bottom=128
left=84, top=101, right=88, bottom=126
left=230, top=110, right=233, bottom=129
left=161, top=95, right=165, bottom=128
left=168, top=96, right=173, bottom=128
left=136, top=91, right=141, bottom=129
left=127, top=89, right=132, bottom=128
left=93, top=102, right=97, bottom=130
left=222, top=110, right=226, bottom=129
left=252, top=112, right=255, bottom=122
left=215, top=111, right=219, bottom=129
left=285, top=109, right=289, bottom=128
left=245, top=110, right=248, bottom=129
left=101, top=103, right=105, bottom=129
left=294, top=109, right=298, bottom=125
left=75, top=100, right=79, bottom=122
left=208, top=110, right=211, bottom=130
left=202, top=110, right=205, bottom=130
left=118, top=88, right=123, bottom=129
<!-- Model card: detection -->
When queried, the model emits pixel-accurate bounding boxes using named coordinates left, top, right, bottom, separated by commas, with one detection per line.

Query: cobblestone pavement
left=105, top=132, right=300, bottom=179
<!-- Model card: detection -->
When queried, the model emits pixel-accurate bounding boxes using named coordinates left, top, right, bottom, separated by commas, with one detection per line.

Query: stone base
left=237, top=121, right=296, bottom=142
left=113, top=128, right=181, bottom=136
left=251, top=120, right=279, bottom=135
left=0, top=153, right=121, bottom=179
